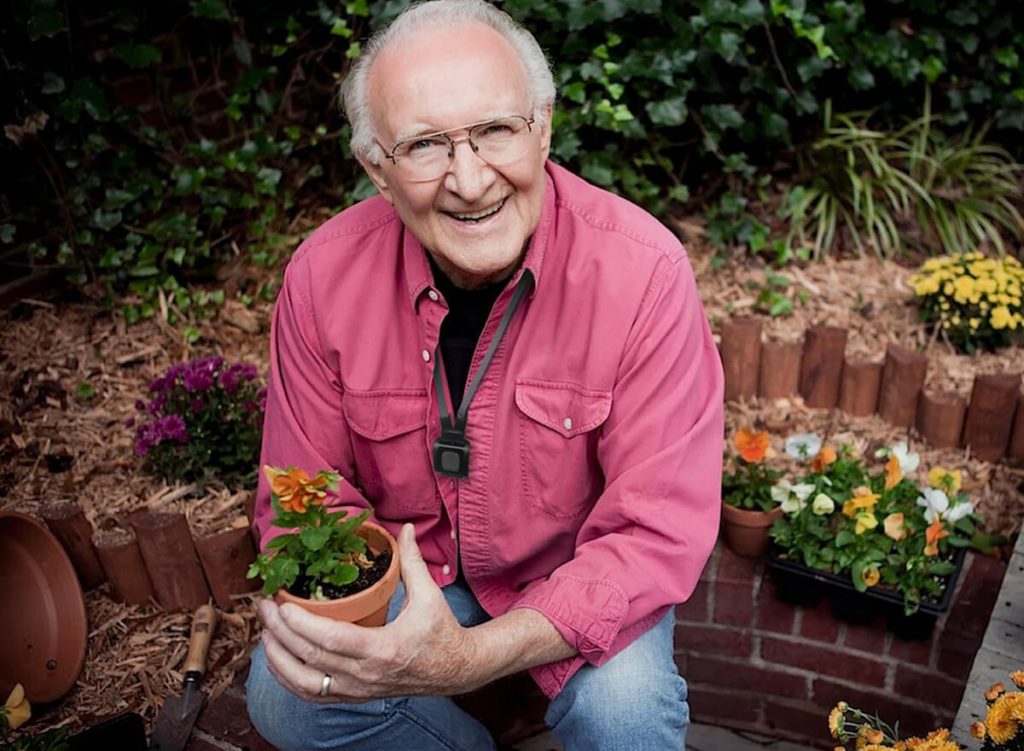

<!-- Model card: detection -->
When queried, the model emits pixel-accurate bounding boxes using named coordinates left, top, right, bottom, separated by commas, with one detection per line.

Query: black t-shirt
left=428, top=255, right=507, bottom=410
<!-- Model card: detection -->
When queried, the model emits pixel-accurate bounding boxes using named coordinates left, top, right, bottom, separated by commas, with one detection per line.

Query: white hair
left=339, top=0, right=556, bottom=165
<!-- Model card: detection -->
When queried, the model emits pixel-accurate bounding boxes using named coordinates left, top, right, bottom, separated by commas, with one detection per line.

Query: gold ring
left=319, top=673, right=332, bottom=698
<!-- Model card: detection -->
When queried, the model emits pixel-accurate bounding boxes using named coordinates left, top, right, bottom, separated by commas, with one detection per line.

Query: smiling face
left=361, top=22, right=551, bottom=288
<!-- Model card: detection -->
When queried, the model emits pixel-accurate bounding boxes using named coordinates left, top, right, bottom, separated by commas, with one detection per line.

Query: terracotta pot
left=721, top=503, right=783, bottom=557
left=0, top=512, right=87, bottom=702
left=275, top=522, right=400, bottom=626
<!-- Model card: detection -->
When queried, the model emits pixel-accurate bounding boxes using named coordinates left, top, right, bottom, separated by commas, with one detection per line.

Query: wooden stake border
left=719, top=315, right=1023, bottom=463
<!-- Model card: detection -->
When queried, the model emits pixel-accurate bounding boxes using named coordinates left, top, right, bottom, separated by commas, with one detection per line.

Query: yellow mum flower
left=970, top=721, right=986, bottom=740
left=969, top=317, right=980, bottom=330
left=991, top=305, right=1013, bottom=330
left=927, top=467, right=962, bottom=493
left=1011, top=670, right=1024, bottom=689
left=987, top=683, right=1007, bottom=701
left=828, top=702, right=846, bottom=738
left=986, top=693, right=1023, bottom=744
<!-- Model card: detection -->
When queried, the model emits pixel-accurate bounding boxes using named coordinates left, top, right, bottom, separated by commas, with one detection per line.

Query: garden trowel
left=150, top=603, right=217, bottom=751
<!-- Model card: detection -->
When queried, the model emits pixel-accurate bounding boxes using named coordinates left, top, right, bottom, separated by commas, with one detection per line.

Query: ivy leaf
left=848, top=66, right=875, bottom=91
left=233, top=37, right=253, bottom=67
left=708, top=28, right=741, bottom=63
left=922, top=55, right=944, bottom=83
left=191, top=0, right=231, bottom=21
left=646, top=96, right=688, bottom=126
left=701, top=104, right=744, bottom=130
left=114, top=43, right=162, bottom=68
left=0, top=224, right=15, bottom=243
left=27, top=5, right=66, bottom=40
left=41, top=72, right=65, bottom=95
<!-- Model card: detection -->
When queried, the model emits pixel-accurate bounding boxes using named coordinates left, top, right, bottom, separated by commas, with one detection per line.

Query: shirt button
left=442, top=564, right=451, bottom=575
left=422, top=349, right=430, bottom=362
left=563, top=417, right=573, bottom=430
left=428, top=290, right=439, bottom=302
left=450, top=528, right=456, bottom=540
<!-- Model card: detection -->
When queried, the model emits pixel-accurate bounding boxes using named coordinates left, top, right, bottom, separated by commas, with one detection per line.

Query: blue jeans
left=246, top=581, right=688, bottom=750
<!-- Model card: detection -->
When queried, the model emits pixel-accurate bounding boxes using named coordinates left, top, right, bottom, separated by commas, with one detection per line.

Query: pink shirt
left=255, top=162, right=724, bottom=698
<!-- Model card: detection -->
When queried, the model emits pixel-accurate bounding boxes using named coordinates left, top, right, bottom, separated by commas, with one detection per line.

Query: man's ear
left=359, top=156, right=393, bottom=203
left=537, top=103, right=554, bottom=162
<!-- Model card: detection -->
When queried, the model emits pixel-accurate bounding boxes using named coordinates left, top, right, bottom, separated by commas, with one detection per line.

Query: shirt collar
left=403, top=162, right=556, bottom=309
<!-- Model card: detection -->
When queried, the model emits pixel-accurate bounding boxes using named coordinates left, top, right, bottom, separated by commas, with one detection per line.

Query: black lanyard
left=431, top=271, right=532, bottom=478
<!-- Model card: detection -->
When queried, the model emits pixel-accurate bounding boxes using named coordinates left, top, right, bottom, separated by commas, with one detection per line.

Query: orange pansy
left=842, top=486, right=879, bottom=518
left=734, top=429, right=769, bottom=463
left=883, top=512, right=906, bottom=541
left=924, top=519, right=949, bottom=557
left=884, top=455, right=902, bottom=490
left=811, top=445, right=837, bottom=473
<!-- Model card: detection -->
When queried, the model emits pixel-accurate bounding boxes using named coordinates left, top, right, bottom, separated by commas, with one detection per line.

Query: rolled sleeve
left=511, top=253, right=724, bottom=696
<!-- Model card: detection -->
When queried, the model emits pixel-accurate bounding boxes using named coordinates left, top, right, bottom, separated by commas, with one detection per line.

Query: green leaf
left=995, top=47, right=1020, bottom=69
left=0, top=224, right=15, bottom=243
left=114, top=43, right=162, bottom=68
left=327, top=563, right=359, bottom=586
left=922, top=55, right=944, bottom=84
left=75, top=382, right=96, bottom=399
left=191, top=0, right=231, bottom=20
left=41, top=72, right=65, bottom=95
left=848, top=66, right=875, bottom=91
left=91, top=208, right=122, bottom=231
left=834, top=530, right=856, bottom=547
left=646, top=96, right=688, bottom=126
left=702, top=104, right=744, bottom=130
left=233, top=37, right=253, bottom=66
left=708, top=28, right=741, bottom=63
left=27, top=6, right=66, bottom=39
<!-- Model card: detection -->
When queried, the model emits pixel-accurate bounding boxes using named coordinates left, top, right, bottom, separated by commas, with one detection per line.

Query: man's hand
left=259, top=524, right=481, bottom=703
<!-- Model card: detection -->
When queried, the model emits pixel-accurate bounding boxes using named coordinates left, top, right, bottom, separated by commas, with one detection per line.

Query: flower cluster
left=133, top=356, right=266, bottom=485
left=909, top=252, right=1024, bottom=353
left=973, top=671, right=1024, bottom=750
left=247, top=466, right=373, bottom=599
left=722, top=428, right=784, bottom=512
left=770, top=435, right=978, bottom=614
left=827, top=670, right=1024, bottom=750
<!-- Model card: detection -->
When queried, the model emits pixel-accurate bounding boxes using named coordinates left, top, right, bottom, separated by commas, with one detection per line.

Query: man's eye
left=478, top=123, right=514, bottom=137
left=407, top=138, right=445, bottom=153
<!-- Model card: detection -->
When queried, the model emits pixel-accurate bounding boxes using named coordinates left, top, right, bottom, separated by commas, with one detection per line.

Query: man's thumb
left=398, top=523, right=433, bottom=591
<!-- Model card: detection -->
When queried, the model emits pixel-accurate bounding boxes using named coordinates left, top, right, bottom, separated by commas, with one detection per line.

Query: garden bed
left=1, top=235, right=1022, bottom=739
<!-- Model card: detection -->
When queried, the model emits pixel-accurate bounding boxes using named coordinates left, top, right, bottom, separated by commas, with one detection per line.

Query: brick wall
left=675, top=542, right=1007, bottom=749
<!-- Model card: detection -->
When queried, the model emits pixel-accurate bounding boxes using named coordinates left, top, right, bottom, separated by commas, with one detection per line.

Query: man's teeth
left=451, top=200, right=504, bottom=221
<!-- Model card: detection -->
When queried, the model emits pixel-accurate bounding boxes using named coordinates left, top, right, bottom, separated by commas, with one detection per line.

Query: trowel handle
left=182, top=604, right=217, bottom=677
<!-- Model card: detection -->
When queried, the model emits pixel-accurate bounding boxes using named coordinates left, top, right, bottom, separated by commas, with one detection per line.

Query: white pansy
left=771, top=480, right=794, bottom=505
left=946, top=500, right=974, bottom=522
left=781, top=494, right=807, bottom=514
left=785, top=433, right=822, bottom=461
left=811, top=493, right=835, bottom=515
left=917, top=487, right=949, bottom=524
left=792, top=483, right=816, bottom=501
left=890, top=441, right=920, bottom=473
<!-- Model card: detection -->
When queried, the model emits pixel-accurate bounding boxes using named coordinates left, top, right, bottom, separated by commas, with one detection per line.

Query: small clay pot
left=274, top=522, right=400, bottom=626
left=0, top=512, right=87, bottom=702
left=721, top=504, right=784, bottom=558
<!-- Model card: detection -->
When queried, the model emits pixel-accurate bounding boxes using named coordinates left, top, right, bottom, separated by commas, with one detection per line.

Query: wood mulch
left=2, top=220, right=1022, bottom=738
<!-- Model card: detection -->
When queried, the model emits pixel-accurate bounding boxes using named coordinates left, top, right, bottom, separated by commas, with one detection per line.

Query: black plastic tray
left=766, top=545, right=966, bottom=640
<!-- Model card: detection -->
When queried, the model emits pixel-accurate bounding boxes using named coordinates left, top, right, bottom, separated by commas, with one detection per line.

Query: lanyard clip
left=433, top=429, right=470, bottom=478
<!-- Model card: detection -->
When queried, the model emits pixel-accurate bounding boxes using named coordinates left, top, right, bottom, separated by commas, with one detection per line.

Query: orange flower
left=970, top=721, right=986, bottom=740
left=924, top=519, right=949, bottom=556
left=263, top=465, right=327, bottom=514
left=734, top=429, right=769, bottom=463
left=812, top=445, right=837, bottom=473
left=884, top=455, right=902, bottom=490
left=986, top=683, right=1007, bottom=701
left=843, top=486, right=879, bottom=518
left=1012, top=671, right=1024, bottom=690
left=883, top=512, right=906, bottom=541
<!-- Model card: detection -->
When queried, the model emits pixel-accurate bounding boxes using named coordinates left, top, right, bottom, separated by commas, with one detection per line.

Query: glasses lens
left=393, top=136, right=451, bottom=181
left=471, top=117, right=530, bottom=166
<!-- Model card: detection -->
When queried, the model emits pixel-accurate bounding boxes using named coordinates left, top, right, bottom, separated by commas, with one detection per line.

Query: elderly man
left=245, top=1, right=723, bottom=749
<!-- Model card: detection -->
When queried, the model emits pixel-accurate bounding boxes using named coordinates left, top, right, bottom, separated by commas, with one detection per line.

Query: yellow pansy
left=855, top=512, right=878, bottom=535
left=3, top=683, right=30, bottom=730
left=928, top=467, right=962, bottom=493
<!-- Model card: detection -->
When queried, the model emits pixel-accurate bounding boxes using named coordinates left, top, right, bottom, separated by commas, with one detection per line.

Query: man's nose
left=443, top=138, right=495, bottom=201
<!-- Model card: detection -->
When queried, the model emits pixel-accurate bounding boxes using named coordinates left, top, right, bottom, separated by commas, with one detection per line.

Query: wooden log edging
left=94, top=528, right=156, bottom=605
left=720, top=315, right=1024, bottom=464
left=41, top=500, right=106, bottom=590
left=195, top=525, right=260, bottom=609
left=130, top=511, right=212, bottom=610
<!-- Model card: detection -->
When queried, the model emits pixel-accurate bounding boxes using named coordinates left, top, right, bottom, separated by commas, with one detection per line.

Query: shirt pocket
left=342, top=389, right=439, bottom=513
left=514, top=379, right=613, bottom=519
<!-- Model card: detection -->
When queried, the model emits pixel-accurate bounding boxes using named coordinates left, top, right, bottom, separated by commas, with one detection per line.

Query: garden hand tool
left=150, top=603, right=217, bottom=751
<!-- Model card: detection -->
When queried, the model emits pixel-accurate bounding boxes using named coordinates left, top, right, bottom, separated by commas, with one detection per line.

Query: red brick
left=716, top=544, right=761, bottom=583
left=701, top=546, right=719, bottom=582
left=688, top=655, right=808, bottom=700
left=799, top=600, right=841, bottom=643
left=185, top=739, right=225, bottom=751
left=937, top=629, right=982, bottom=681
left=842, top=616, right=887, bottom=653
left=894, top=665, right=967, bottom=713
left=945, top=553, right=1007, bottom=638
left=812, top=678, right=938, bottom=738
left=755, top=579, right=797, bottom=634
left=888, top=631, right=935, bottom=666
left=762, top=698, right=830, bottom=745
left=247, top=731, right=279, bottom=751
left=761, top=636, right=887, bottom=687
left=714, top=580, right=754, bottom=626
left=688, top=685, right=761, bottom=723
left=196, top=692, right=253, bottom=743
left=675, top=623, right=753, bottom=657
left=675, top=579, right=710, bottom=623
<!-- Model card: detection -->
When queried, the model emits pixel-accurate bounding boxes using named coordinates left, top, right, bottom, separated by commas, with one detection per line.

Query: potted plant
left=721, top=428, right=787, bottom=557
left=247, top=466, right=400, bottom=626
left=768, top=437, right=982, bottom=638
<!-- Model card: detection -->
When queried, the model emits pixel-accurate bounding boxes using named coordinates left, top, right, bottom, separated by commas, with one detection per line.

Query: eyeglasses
left=381, top=115, right=535, bottom=182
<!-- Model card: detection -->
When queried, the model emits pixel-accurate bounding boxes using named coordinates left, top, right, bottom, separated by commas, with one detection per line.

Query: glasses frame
left=380, top=114, right=535, bottom=178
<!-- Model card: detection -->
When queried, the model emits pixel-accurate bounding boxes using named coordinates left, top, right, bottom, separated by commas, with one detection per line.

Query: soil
left=1, top=214, right=1022, bottom=737
left=290, top=548, right=393, bottom=600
